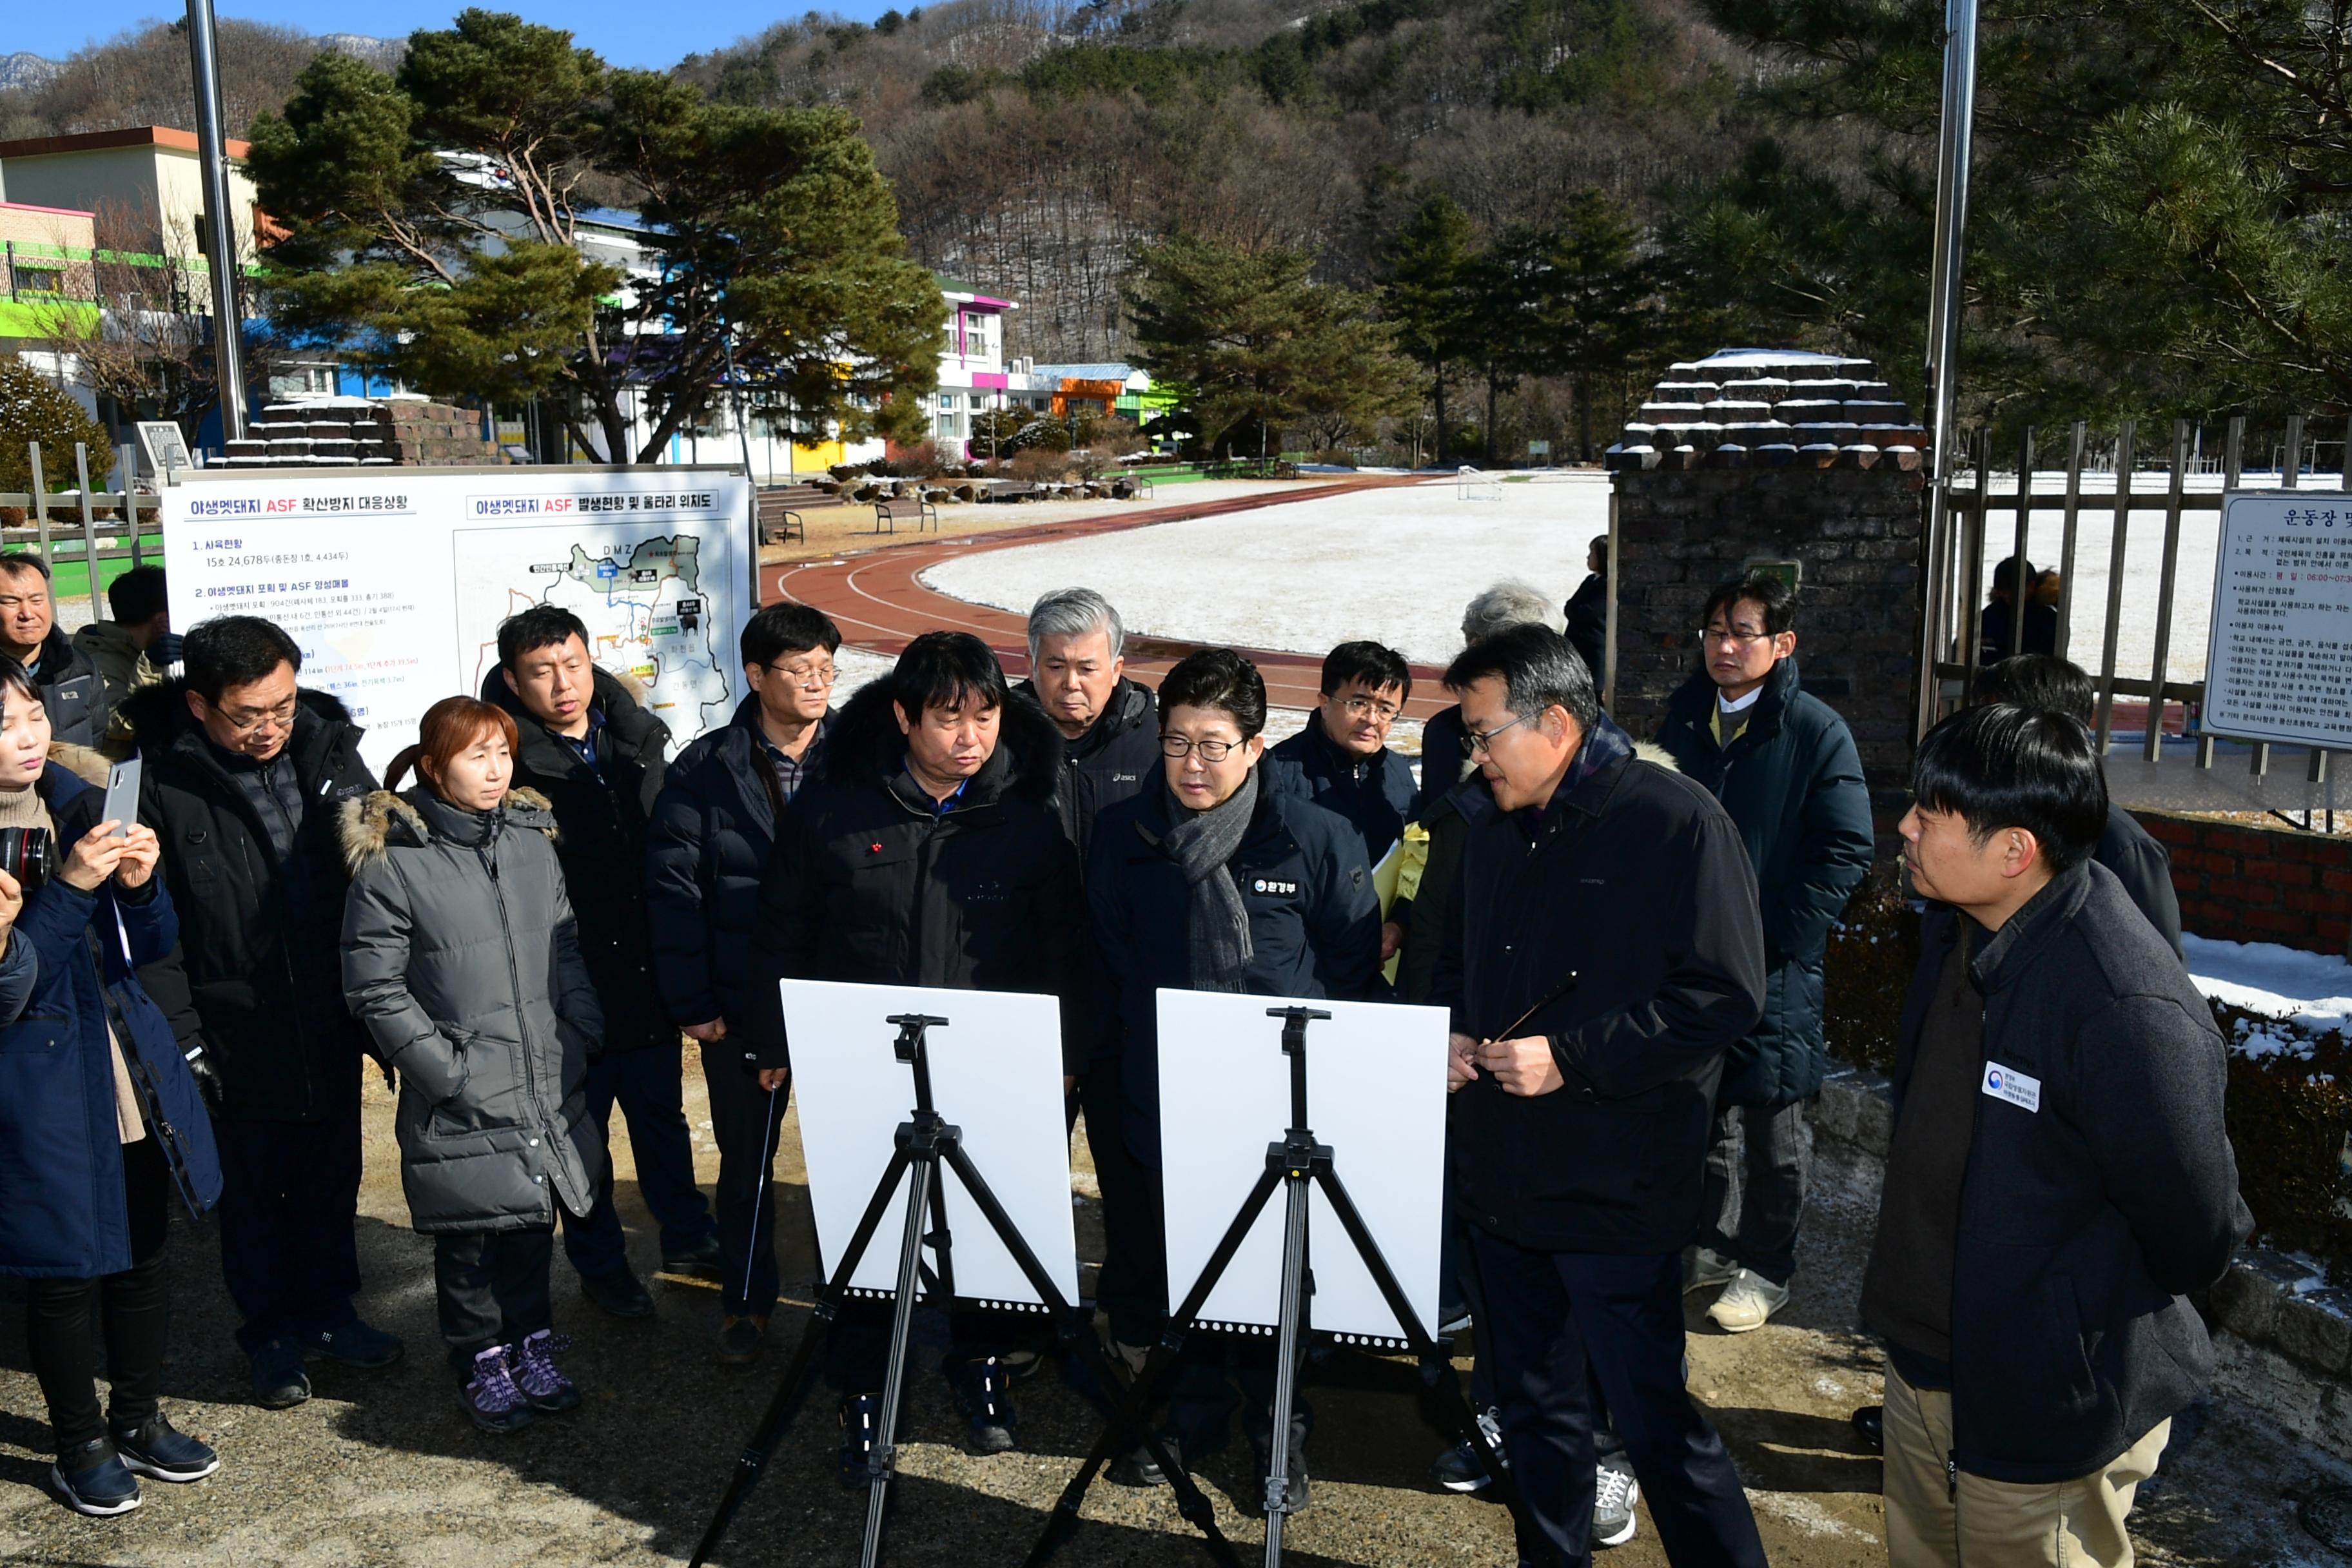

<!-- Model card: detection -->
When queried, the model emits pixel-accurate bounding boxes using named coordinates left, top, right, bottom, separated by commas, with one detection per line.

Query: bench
left=875, top=497, right=939, bottom=534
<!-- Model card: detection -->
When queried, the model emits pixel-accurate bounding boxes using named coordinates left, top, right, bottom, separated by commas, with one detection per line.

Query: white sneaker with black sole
left=1706, top=1268, right=1792, bottom=1333
left=1594, top=1453, right=1640, bottom=1548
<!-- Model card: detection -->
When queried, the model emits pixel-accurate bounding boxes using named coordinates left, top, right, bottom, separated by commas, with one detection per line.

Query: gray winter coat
left=338, top=786, right=605, bottom=1235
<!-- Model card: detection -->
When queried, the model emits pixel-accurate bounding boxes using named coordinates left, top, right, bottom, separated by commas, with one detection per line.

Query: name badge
left=1248, top=877, right=1300, bottom=897
left=1981, top=1062, right=2041, bottom=1113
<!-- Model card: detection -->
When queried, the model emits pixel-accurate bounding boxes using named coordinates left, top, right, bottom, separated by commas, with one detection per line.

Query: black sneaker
left=1108, top=1434, right=1180, bottom=1488
left=1431, top=1407, right=1507, bottom=1493
left=109, top=1414, right=220, bottom=1483
left=661, top=1234, right=725, bottom=1279
left=579, top=1268, right=655, bottom=1318
left=946, top=1356, right=1017, bottom=1455
left=50, top=1437, right=141, bottom=1517
left=838, top=1391, right=885, bottom=1489
left=302, top=1319, right=405, bottom=1370
left=248, top=1336, right=311, bottom=1409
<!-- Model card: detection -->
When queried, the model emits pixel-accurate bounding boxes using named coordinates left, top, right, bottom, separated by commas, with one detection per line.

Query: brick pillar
left=1612, top=465, right=1926, bottom=795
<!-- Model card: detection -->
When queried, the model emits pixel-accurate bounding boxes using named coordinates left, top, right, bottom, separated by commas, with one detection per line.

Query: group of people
left=0, top=544, right=2246, bottom=1568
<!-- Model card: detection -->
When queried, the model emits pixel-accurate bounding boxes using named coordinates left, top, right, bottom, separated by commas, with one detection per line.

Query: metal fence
left=1919, top=414, right=2346, bottom=799
left=0, top=440, right=159, bottom=624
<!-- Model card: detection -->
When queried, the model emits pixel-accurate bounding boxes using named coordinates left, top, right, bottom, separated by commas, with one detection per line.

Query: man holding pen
left=1433, top=624, right=1769, bottom=1568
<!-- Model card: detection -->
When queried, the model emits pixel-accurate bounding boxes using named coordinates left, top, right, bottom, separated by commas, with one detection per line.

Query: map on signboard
left=457, top=526, right=731, bottom=733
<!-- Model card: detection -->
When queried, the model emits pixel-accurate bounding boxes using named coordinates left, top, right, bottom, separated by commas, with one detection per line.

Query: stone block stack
left=1605, top=348, right=1930, bottom=473
left=215, top=397, right=505, bottom=469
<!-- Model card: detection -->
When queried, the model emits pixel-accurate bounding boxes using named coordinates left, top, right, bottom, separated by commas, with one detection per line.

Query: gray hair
left=1026, top=586, right=1126, bottom=667
left=1461, top=580, right=1565, bottom=644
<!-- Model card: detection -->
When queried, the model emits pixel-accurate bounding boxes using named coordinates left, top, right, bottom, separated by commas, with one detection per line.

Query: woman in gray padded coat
left=339, top=694, right=605, bottom=1434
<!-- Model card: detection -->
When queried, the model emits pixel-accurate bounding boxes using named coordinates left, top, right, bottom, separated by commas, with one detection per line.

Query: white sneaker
left=1683, top=1246, right=1740, bottom=1295
left=1706, top=1268, right=1792, bottom=1333
left=1594, top=1453, right=1640, bottom=1547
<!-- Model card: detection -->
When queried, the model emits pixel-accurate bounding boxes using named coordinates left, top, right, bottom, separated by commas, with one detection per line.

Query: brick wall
left=2135, top=808, right=2352, bottom=956
left=1612, top=465, right=1927, bottom=794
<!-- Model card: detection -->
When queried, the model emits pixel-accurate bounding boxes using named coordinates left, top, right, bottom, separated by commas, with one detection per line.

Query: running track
left=765, top=475, right=1455, bottom=717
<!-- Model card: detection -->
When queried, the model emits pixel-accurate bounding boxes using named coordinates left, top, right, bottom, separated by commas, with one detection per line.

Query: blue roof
left=574, top=205, right=663, bottom=235
left=1032, top=363, right=1138, bottom=380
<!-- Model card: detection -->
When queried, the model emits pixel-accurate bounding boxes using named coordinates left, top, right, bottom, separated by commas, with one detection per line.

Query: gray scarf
left=1153, top=765, right=1259, bottom=991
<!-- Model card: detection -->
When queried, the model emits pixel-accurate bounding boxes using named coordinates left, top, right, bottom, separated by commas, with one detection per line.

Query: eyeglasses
left=1338, top=694, right=1401, bottom=724
left=765, top=660, right=836, bottom=688
left=215, top=698, right=299, bottom=736
left=1161, top=734, right=1243, bottom=762
left=1461, top=714, right=1534, bottom=757
left=1703, top=625, right=1772, bottom=647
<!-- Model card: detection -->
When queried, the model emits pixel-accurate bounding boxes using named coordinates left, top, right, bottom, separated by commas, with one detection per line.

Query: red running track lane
left=765, top=475, right=1456, bottom=718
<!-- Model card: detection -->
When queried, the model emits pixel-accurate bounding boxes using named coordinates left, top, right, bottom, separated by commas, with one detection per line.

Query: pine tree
left=1382, top=195, right=1479, bottom=464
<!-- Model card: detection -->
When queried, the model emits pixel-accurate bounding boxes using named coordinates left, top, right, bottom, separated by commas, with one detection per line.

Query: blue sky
left=15, top=3, right=906, bottom=70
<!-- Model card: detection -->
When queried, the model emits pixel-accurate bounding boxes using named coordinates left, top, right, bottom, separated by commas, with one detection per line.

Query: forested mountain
left=0, top=24, right=404, bottom=146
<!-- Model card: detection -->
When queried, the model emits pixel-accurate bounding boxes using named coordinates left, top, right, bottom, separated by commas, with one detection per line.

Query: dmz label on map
left=1981, top=1062, right=2042, bottom=1113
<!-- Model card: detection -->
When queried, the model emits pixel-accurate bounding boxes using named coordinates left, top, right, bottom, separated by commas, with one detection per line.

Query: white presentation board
left=160, top=466, right=750, bottom=777
left=783, top=979, right=1079, bottom=1310
left=1155, top=990, right=1448, bottom=1346
left=2204, top=491, right=2352, bottom=750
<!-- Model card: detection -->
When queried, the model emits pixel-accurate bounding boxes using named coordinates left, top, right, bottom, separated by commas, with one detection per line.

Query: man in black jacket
left=1434, top=624, right=1768, bottom=1568
left=1972, top=654, right=2185, bottom=958
left=1266, top=640, right=1416, bottom=966
left=1655, top=573, right=1876, bottom=1334
left=126, top=616, right=402, bottom=1409
left=645, top=601, right=838, bottom=1367
left=1866, top=703, right=2245, bottom=1564
left=488, top=606, right=717, bottom=1320
left=1562, top=534, right=1609, bottom=685
left=0, top=553, right=111, bottom=747
left=749, top=631, right=1089, bottom=1478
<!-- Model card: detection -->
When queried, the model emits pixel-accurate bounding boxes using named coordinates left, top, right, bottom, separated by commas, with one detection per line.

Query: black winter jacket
left=747, top=684, right=1093, bottom=1075
left=28, top=625, right=112, bottom=749
left=645, top=696, right=830, bottom=1031
left=1654, top=657, right=1876, bottom=1107
left=124, top=681, right=378, bottom=1122
left=1409, top=705, right=1471, bottom=825
left=1873, top=862, right=2247, bottom=1483
left=1264, top=712, right=1417, bottom=863
left=1086, top=776, right=1382, bottom=1166
left=2097, top=805, right=2184, bottom=960
left=1015, top=675, right=1159, bottom=862
left=485, top=666, right=672, bottom=1056
left=1563, top=572, right=1607, bottom=684
left=1433, top=715, right=1767, bottom=1253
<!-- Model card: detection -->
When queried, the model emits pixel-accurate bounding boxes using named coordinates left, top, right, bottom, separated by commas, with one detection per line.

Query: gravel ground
left=0, top=1057, right=2340, bottom=1566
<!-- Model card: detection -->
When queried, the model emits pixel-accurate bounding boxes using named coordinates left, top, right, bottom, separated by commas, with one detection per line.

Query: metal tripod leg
left=1260, top=1162, right=1313, bottom=1565
left=861, top=1143, right=938, bottom=1568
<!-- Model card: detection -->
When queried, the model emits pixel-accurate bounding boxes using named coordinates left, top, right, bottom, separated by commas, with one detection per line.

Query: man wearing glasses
left=1265, top=641, right=1417, bottom=959
left=646, top=602, right=841, bottom=1367
left=122, top=615, right=404, bottom=1409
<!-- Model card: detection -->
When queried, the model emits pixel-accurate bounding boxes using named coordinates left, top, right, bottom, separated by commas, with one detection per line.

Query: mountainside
left=0, top=53, right=64, bottom=96
left=0, top=24, right=405, bottom=145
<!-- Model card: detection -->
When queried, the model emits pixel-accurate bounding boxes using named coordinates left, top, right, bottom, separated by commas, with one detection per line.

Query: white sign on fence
left=161, top=466, right=752, bottom=776
left=2204, top=492, right=2352, bottom=752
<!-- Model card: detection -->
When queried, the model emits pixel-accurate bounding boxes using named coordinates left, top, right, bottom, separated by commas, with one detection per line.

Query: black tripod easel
left=1026, top=1006, right=1550, bottom=1568
left=688, top=1012, right=1239, bottom=1568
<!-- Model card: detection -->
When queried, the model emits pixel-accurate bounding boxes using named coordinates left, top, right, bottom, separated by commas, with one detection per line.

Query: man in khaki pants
left=1863, top=703, right=2248, bottom=1566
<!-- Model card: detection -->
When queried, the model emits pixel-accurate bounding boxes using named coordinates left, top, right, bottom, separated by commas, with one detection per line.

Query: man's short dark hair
left=184, top=615, right=302, bottom=704
left=743, top=602, right=841, bottom=669
left=497, top=605, right=591, bottom=671
left=1320, top=640, right=1411, bottom=704
left=1443, top=623, right=1600, bottom=729
left=1911, top=701, right=2107, bottom=873
left=1159, top=647, right=1268, bottom=740
left=108, top=565, right=168, bottom=625
left=1972, top=654, right=2095, bottom=727
left=1990, top=555, right=2035, bottom=599
left=890, top=630, right=1006, bottom=718
left=0, top=553, right=51, bottom=582
left=1703, top=571, right=1796, bottom=636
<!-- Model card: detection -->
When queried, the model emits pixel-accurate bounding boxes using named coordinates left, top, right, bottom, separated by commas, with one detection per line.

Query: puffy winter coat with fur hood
left=338, top=785, right=605, bottom=1234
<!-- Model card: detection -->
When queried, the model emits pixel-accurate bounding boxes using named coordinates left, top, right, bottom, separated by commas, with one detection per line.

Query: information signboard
left=2205, top=491, right=2352, bottom=751
left=161, top=465, right=752, bottom=776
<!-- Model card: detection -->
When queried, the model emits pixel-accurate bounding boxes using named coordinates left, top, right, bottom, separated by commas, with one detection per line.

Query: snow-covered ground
left=2185, top=934, right=2352, bottom=1035
left=920, top=473, right=1610, bottom=667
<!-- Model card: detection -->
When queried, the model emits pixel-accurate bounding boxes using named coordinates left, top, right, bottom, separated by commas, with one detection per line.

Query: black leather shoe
left=580, top=1268, right=655, bottom=1318
left=1852, top=1404, right=1884, bottom=1453
left=661, top=1235, right=724, bottom=1280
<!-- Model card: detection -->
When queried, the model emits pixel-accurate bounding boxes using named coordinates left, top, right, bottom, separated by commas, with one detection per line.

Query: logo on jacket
left=1981, top=1062, right=2041, bottom=1113
left=1112, top=772, right=1139, bottom=783
left=1250, top=877, right=1300, bottom=896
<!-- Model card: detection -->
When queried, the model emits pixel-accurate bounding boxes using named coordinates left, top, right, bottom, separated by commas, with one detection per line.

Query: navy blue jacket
left=1877, top=863, right=2246, bottom=1482
left=645, top=696, right=830, bottom=1032
left=0, top=766, right=222, bottom=1279
left=1086, top=776, right=1382, bottom=1166
left=1654, top=657, right=1876, bottom=1107
left=1264, top=712, right=1417, bottom=865
left=1433, top=716, right=1766, bottom=1253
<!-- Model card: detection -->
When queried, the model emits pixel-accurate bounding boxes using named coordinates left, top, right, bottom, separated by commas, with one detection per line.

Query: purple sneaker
left=513, top=1330, right=581, bottom=1413
left=461, top=1346, right=533, bottom=1434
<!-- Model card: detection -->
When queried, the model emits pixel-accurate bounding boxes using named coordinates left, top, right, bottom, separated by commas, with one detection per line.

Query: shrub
left=1821, top=861, right=1919, bottom=1075
left=0, top=358, right=112, bottom=495
left=1008, top=448, right=1075, bottom=482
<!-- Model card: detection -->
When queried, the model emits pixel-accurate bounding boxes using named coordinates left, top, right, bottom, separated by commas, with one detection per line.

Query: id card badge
left=1981, top=1061, right=2041, bottom=1113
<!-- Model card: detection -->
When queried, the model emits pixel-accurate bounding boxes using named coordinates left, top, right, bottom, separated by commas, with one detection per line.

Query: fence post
left=2093, top=420, right=2137, bottom=754
left=28, top=442, right=52, bottom=562
left=1957, top=431, right=1991, bottom=703
left=120, top=442, right=141, bottom=571
left=2200, top=416, right=2246, bottom=768
left=2143, top=420, right=2191, bottom=763
left=72, top=444, right=103, bottom=622
left=2055, top=421, right=2086, bottom=660
left=2005, top=424, right=2034, bottom=663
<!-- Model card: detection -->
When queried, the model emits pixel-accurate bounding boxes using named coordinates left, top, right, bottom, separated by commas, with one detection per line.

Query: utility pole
left=186, top=0, right=248, bottom=444
left=1914, top=0, right=1980, bottom=740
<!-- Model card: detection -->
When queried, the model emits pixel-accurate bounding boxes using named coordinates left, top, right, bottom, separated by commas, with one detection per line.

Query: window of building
left=11, top=261, right=66, bottom=295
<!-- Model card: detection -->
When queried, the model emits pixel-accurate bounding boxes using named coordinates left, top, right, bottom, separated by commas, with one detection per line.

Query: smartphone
left=101, top=757, right=142, bottom=838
